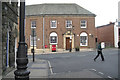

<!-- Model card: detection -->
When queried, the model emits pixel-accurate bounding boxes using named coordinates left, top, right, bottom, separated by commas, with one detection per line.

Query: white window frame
left=49, top=32, right=58, bottom=44
left=80, top=20, right=87, bottom=28
left=80, top=32, right=88, bottom=46
left=31, top=21, right=36, bottom=28
left=66, top=20, right=72, bottom=28
left=50, top=20, right=57, bottom=28
left=30, top=35, right=37, bottom=46
left=118, top=22, right=120, bottom=27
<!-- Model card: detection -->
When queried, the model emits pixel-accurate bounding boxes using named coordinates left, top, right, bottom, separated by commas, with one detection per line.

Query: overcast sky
left=23, top=0, right=119, bottom=27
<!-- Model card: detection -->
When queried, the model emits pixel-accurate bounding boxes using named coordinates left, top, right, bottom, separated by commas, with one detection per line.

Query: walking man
left=94, top=42, right=104, bottom=61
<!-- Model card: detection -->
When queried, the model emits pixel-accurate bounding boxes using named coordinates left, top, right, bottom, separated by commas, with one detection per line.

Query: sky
left=23, top=0, right=119, bottom=27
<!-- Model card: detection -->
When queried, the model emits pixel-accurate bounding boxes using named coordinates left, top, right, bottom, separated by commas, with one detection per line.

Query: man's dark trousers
left=94, top=51, right=104, bottom=61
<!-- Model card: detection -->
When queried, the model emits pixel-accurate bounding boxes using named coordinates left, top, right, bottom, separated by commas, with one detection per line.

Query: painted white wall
left=118, top=1, right=120, bottom=22
left=114, top=22, right=119, bottom=47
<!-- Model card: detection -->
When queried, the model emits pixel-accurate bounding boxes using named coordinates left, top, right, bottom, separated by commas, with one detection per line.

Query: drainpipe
left=14, top=37, right=17, bottom=68
left=43, top=16, right=45, bottom=53
left=6, top=29, right=9, bottom=68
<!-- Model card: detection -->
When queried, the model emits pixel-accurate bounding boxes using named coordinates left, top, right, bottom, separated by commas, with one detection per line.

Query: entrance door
left=66, top=37, right=72, bottom=50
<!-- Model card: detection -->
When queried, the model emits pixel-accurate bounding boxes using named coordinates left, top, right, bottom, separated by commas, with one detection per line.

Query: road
left=28, top=48, right=118, bottom=79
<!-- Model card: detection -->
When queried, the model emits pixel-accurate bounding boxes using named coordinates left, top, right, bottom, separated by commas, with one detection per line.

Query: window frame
left=49, top=32, right=58, bottom=44
left=50, top=20, right=57, bottom=28
left=31, top=20, right=36, bottom=28
left=80, top=32, right=88, bottom=46
left=66, top=20, right=72, bottom=28
left=30, top=35, right=37, bottom=47
left=80, top=20, right=87, bottom=28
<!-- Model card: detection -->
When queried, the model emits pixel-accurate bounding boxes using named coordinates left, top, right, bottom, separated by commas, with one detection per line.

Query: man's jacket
left=97, top=43, right=102, bottom=51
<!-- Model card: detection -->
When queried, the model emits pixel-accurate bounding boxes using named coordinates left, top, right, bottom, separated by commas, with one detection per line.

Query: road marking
left=68, top=71, right=71, bottom=72
left=62, top=56, right=70, bottom=58
left=98, top=72, right=104, bottom=75
left=48, top=61, right=53, bottom=74
left=108, top=76, right=112, bottom=79
left=90, top=69, right=96, bottom=71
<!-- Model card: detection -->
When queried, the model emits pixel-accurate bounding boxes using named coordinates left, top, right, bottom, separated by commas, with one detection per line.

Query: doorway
left=66, top=37, right=72, bottom=50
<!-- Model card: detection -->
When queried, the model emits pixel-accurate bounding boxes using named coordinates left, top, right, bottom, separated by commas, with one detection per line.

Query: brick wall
left=96, top=23, right=114, bottom=47
left=25, top=15, right=96, bottom=50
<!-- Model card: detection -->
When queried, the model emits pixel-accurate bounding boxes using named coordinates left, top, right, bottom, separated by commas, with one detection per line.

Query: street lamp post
left=14, top=1, right=30, bottom=80
left=69, top=25, right=74, bottom=52
left=32, top=28, right=35, bottom=62
left=69, top=40, right=72, bottom=52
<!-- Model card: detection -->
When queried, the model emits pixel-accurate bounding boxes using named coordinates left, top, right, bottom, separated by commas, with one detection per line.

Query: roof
left=96, top=22, right=115, bottom=28
left=25, top=3, right=96, bottom=17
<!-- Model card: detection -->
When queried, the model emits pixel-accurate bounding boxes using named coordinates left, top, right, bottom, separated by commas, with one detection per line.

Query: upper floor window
left=80, top=20, right=87, bottom=28
left=66, top=20, right=72, bottom=28
left=50, top=20, right=57, bottom=28
left=31, top=21, right=36, bottom=28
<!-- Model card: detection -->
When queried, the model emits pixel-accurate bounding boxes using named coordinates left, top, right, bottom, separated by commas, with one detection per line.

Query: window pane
left=30, top=36, right=36, bottom=46
left=80, top=36, right=87, bottom=45
left=118, top=22, right=120, bottom=26
left=81, top=20, right=86, bottom=28
left=51, top=20, right=56, bottom=28
left=31, top=21, right=36, bottom=28
left=66, top=20, right=72, bottom=28
left=50, top=36, right=57, bottom=43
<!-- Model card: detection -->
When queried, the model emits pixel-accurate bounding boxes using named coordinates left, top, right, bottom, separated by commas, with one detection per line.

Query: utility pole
left=14, top=1, right=30, bottom=80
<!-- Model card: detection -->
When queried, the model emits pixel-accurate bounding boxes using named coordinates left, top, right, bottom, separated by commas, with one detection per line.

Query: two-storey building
left=24, top=3, right=96, bottom=53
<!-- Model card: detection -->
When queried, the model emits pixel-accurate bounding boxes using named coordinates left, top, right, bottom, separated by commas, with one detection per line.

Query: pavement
left=28, top=48, right=95, bottom=55
left=2, top=58, right=49, bottom=79
left=0, top=76, right=2, bottom=80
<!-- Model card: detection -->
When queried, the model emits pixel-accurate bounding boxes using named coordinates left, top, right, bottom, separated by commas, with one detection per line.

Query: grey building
left=0, top=2, right=18, bottom=76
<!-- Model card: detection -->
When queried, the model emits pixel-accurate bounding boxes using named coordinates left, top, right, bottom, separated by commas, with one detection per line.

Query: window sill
left=31, top=27, right=36, bottom=29
left=80, top=27, right=87, bottom=29
left=50, top=43, right=57, bottom=45
left=51, top=27, right=57, bottom=28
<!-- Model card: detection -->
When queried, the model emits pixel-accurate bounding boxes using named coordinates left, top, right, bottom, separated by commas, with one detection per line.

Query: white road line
left=90, top=69, right=96, bottom=71
left=108, top=76, right=112, bottom=79
left=48, top=61, right=53, bottom=74
left=98, top=72, right=104, bottom=75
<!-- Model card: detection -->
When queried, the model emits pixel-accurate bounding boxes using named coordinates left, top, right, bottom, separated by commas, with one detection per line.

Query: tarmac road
left=29, top=48, right=118, bottom=79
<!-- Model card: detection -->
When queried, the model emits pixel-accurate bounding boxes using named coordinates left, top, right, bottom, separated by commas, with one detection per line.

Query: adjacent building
left=24, top=3, right=96, bottom=53
left=118, top=1, right=120, bottom=42
left=96, top=22, right=119, bottom=48
left=1, top=2, right=18, bottom=75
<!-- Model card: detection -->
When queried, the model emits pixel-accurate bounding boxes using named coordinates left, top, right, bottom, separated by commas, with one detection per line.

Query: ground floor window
left=50, top=36, right=57, bottom=43
left=50, top=32, right=58, bottom=44
left=30, top=35, right=36, bottom=46
left=80, top=32, right=88, bottom=46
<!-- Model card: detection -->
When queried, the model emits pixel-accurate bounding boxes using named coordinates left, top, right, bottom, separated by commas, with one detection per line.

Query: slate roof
left=25, top=3, right=96, bottom=17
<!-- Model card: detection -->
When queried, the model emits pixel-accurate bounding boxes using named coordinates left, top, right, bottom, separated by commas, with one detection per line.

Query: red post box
left=52, top=45, right=56, bottom=52
left=45, top=45, right=47, bottom=48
